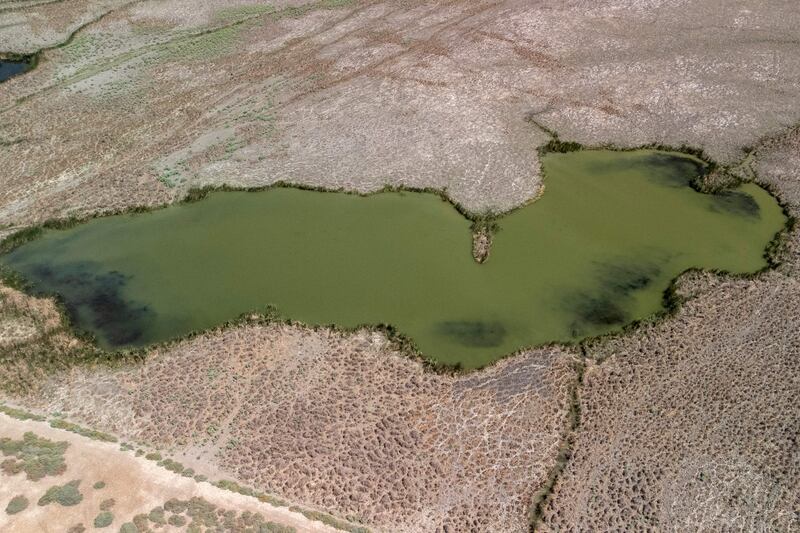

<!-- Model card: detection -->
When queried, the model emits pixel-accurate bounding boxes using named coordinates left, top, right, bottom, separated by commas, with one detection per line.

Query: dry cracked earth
left=1, top=0, right=799, bottom=532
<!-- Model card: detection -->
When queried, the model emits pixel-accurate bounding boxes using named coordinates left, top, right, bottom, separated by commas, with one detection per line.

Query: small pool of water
left=0, top=58, right=32, bottom=82
left=0, top=150, right=787, bottom=368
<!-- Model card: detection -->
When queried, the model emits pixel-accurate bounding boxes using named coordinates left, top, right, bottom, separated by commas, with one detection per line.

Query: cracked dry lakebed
left=0, top=149, right=787, bottom=368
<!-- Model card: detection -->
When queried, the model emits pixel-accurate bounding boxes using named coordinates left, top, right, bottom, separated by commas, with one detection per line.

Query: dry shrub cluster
left=0, top=284, right=88, bottom=397
left=538, top=272, right=800, bottom=532
left=4, top=0, right=800, bottom=226
left=31, top=325, right=576, bottom=532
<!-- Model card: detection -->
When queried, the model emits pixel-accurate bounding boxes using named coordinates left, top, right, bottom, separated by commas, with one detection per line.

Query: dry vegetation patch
left=20, top=325, right=577, bottom=532
left=3, top=0, right=800, bottom=224
left=537, top=271, right=800, bottom=532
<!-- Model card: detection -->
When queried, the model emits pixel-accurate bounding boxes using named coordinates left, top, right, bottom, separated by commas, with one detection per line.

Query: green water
left=1, top=150, right=787, bottom=368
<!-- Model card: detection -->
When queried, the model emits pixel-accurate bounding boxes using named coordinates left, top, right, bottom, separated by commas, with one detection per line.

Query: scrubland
left=1, top=0, right=799, bottom=531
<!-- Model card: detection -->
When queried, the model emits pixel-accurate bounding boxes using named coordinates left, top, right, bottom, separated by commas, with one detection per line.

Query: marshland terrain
left=1, top=0, right=799, bottom=532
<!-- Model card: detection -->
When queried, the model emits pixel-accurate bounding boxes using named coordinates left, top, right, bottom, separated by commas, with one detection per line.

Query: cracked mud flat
left=7, top=320, right=578, bottom=532
left=1, top=0, right=799, bottom=532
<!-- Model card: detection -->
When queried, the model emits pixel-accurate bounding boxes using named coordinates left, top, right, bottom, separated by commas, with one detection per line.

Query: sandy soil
left=0, top=412, right=342, bottom=532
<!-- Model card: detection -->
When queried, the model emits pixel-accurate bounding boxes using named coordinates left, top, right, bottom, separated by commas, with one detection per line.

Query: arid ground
left=1, top=0, right=799, bottom=531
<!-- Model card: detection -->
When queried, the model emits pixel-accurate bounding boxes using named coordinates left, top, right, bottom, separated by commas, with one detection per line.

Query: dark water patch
left=642, top=153, right=706, bottom=188
left=584, top=152, right=705, bottom=189
left=709, top=190, right=761, bottom=218
left=572, top=295, right=628, bottom=326
left=595, top=260, right=660, bottom=296
left=24, top=262, right=152, bottom=346
left=0, top=57, right=32, bottom=82
left=435, top=321, right=507, bottom=347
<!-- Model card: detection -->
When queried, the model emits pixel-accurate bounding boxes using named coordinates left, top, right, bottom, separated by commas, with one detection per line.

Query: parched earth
left=2, top=0, right=800, bottom=225
left=13, top=322, right=578, bottom=532
left=1, top=0, right=800, bottom=532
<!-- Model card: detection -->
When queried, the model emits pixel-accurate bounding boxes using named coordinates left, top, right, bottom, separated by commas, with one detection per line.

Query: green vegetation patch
left=5, top=494, right=28, bottom=515
left=93, top=480, right=106, bottom=489
left=0, top=431, right=68, bottom=480
left=49, top=419, right=117, bottom=443
left=38, top=479, right=83, bottom=506
left=0, top=404, right=46, bottom=421
left=93, top=511, right=114, bottom=528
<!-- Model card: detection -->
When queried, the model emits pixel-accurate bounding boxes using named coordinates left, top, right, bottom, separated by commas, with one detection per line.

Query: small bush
left=94, top=511, right=114, bottom=528
left=148, top=506, right=165, bottom=524
left=49, top=419, right=117, bottom=443
left=163, top=498, right=187, bottom=514
left=0, top=432, right=68, bottom=481
left=0, top=404, right=45, bottom=421
left=93, top=481, right=106, bottom=489
left=168, top=514, right=187, bottom=526
left=119, top=523, right=137, bottom=533
left=99, top=498, right=115, bottom=511
left=5, top=495, right=28, bottom=514
left=66, top=525, right=85, bottom=533
left=144, top=452, right=161, bottom=461
left=38, top=480, right=83, bottom=506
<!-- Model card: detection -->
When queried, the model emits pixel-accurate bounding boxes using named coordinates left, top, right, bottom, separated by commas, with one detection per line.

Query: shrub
left=49, top=419, right=117, bottom=443
left=0, top=432, right=68, bottom=481
left=66, top=525, right=85, bottom=533
left=148, top=506, right=165, bottom=524
left=119, top=523, right=137, bottom=533
left=168, top=514, right=187, bottom=526
left=38, top=480, right=83, bottom=506
left=5, top=495, right=28, bottom=515
left=0, top=404, right=45, bottom=421
left=93, top=481, right=106, bottom=489
left=163, top=498, right=187, bottom=513
left=94, top=511, right=114, bottom=528
left=144, top=452, right=161, bottom=461
left=100, top=498, right=115, bottom=511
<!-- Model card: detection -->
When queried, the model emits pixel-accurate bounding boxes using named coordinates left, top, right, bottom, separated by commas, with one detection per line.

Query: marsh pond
left=0, top=58, right=32, bottom=82
left=1, top=150, right=787, bottom=368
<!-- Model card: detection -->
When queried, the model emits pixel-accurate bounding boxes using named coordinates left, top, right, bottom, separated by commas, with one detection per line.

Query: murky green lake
left=1, top=150, right=787, bottom=368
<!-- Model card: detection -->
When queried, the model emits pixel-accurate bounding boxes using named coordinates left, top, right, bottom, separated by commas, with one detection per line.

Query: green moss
left=5, top=495, right=28, bottom=515
left=94, top=511, right=114, bottom=528
left=38, top=479, right=83, bottom=507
